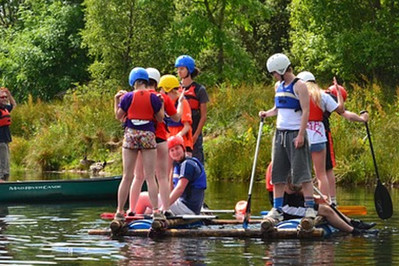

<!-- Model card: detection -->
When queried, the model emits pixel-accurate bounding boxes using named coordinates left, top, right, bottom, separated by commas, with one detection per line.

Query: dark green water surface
left=0, top=178, right=397, bottom=265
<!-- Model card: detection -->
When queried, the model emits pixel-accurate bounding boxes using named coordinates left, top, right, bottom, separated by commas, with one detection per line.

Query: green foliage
left=204, top=83, right=275, bottom=180
left=10, top=84, right=123, bottom=172
left=290, top=0, right=399, bottom=86
left=81, top=0, right=175, bottom=90
left=0, top=0, right=90, bottom=101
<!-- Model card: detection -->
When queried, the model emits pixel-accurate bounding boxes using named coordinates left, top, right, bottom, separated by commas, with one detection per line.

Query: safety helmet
left=146, top=67, right=161, bottom=84
left=167, top=135, right=185, bottom=150
left=158, top=74, right=180, bottom=93
left=328, top=84, right=348, bottom=102
left=175, top=55, right=195, bottom=74
left=129, top=67, right=149, bottom=87
left=266, top=53, right=291, bottom=75
left=297, top=71, right=316, bottom=82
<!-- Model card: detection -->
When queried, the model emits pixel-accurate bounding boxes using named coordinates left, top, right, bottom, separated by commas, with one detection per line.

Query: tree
left=290, top=0, right=399, bottom=87
left=0, top=0, right=90, bottom=101
left=81, top=0, right=175, bottom=90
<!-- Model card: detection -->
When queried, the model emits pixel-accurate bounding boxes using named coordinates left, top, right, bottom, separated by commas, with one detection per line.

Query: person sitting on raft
left=134, top=135, right=207, bottom=216
left=265, top=162, right=376, bottom=234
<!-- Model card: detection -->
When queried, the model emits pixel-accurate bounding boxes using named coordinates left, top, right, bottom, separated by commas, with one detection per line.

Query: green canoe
left=0, top=176, right=123, bottom=203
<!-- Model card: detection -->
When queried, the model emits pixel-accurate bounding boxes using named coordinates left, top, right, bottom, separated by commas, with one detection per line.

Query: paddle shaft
left=362, top=117, right=393, bottom=219
left=313, top=185, right=352, bottom=227
left=363, top=121, right=381, bottom=181
left=243, top=118, right=264, bottom=227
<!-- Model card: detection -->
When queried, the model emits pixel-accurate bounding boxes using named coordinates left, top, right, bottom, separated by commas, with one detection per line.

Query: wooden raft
left=89, top=228, right=324, bottom=239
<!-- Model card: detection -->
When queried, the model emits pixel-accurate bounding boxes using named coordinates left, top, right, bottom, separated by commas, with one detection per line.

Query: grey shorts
left=271, top=130, right=312, bottom=185
left=169, top=199, right=195, bottom=216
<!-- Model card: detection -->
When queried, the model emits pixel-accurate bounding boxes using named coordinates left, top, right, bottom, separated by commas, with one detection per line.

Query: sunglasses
left=0, top=96, right=7, bottom=99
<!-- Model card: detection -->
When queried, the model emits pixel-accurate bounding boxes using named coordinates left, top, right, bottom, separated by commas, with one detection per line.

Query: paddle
left=360, top=112, right=393, bottom=219
left=313, top=185, right=352, bottom=226
left=260, top=205, right=367, bottom=216
left=243, top=118, right=264, bottom=229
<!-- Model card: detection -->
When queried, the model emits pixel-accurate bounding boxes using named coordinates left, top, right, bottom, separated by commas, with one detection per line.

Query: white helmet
left=266, top=53, right=291, bottom=75
left=146, top=67, right=161, bottom=84
left=297, top=71, right=315, bottom=82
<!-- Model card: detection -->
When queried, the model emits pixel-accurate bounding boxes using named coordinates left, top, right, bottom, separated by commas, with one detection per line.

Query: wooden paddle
left=243, top=118, right=264, bottom=229
left=361, top=113, right=393, bottom=219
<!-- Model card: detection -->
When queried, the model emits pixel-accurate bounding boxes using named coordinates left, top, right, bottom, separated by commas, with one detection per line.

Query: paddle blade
left=242, top=198, right=251, bottom=229
left=374, top=180, right=393, bottom=219
left=337, top=205, right=367, bottom=216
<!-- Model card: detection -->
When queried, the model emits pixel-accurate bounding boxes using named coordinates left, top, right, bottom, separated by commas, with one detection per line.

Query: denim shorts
left=310, top=142, right=326, bottom=152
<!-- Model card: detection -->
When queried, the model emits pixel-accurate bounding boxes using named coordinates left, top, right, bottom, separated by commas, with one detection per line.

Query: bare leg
left=301, top=181, right=314, bottom=201
left=156, top=142, right=170, bottom=210
left=116, top=148, right=138, bottom=214
left=141, top=148, right=158, bottom=211
left=135, top=192, right=152, bottom=214
left=312, top=149, right=330, bottom=199
left=318, top=204, right=353, bottom=233
left=128, top=151, right=145, bottom=213
left=326, top=168, right=336, bottom=201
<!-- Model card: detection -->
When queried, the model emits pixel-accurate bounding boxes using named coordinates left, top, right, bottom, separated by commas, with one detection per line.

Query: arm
left=259, top=106, right=277, bottom=118
left=177, top=122, right=191, bottom=138
left=170, top=92, right=185, bottom=122
left=333, top=77, right=344, bottom=114
left=193, top=102, right=207, bottom=144
left=6, top=90, right=16, bottom=108
left=154, top=94, right=165, bottom=122
left=341, top=110, right=369, bottom=122
left=295, top=81, right=310, bottom=148
left=154, top=102, right=165, bottom=122
left=114, top=90, right=127, bottom=119
left=169, top=178, right=189, bottom=205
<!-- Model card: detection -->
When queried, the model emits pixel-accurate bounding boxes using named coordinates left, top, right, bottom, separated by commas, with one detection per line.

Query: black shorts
left=325, top=130, right=336, bottom=170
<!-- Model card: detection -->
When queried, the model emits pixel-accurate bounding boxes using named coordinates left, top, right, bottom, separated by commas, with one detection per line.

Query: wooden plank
left=88, top=228, right=325, bottom=239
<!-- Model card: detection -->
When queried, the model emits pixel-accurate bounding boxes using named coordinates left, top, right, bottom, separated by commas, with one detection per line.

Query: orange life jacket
left=0, top=108, right=11, bottom=127
left=127, top=90, right=154, bottom=120
left=183, top=83, right=200, bottom=110
left=308, top=98, right=323, bottom=121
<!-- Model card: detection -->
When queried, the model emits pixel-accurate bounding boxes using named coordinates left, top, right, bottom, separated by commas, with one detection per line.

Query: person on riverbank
left=322, top=81, right=369, bottom=205
left=175, top=55, right=209, bottom=164
left=159, top=74, right=193, bottom=156
left=297, top=71, right=344, bottom=201
left=113, top=67, right=164, bottom=221
left=0, top=87, right=16, bottom=182
left=135, top=135, right=206, bottom=215
left=128, top=68, right=184, bottom=218
left=259, top=53, right=315, bottom=222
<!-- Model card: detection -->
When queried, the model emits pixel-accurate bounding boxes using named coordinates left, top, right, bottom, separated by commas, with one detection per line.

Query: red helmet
left=328, top=84, right=347, bottom=102
left=167, top=135, right=185, bottom=150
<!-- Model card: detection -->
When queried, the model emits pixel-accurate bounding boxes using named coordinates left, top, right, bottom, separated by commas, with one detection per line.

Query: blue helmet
left=175, top=55, right=195, bottom=74
left=129, top=67, right=149, bottom=86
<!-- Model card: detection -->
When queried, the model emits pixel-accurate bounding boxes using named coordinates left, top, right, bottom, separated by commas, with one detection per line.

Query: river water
left=0, top=179, right=397, bottom=265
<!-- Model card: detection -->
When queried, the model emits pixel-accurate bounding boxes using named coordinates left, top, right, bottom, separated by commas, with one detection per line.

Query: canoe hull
left=0, top=176, right=123, bottom=203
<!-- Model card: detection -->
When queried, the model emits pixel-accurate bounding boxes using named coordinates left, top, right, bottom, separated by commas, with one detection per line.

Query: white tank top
left=276, top=109, right=302, bottom=130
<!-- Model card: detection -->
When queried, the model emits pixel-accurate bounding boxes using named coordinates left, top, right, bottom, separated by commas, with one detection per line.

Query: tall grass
left=8, top=81, right=399, bottom=184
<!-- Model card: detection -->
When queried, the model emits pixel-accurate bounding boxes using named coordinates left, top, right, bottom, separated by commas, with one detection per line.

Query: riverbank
left=8, top=82, right=399, bottom=185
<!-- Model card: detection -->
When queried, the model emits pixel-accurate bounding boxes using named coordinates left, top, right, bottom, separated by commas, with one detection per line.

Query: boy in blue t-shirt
left=168, top=135, right=206, bottom=215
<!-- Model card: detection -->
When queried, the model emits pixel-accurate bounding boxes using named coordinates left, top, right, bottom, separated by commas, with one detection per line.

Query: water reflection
left=0, top=181, right=396, bottom=264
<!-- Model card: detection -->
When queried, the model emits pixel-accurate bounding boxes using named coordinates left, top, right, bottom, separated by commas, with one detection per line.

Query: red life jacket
left=126, top=90, right=154, bottom=120
left=265, top=162, right=273, bottom=192
left=308, top=97, right=323, bottom=121
left=183, top=83, right=200, bottom=110
left=0, top=108, right=11, bottom=127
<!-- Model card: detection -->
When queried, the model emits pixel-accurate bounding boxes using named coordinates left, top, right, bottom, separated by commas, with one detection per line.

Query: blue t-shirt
left=119, top=91, right=162, bottom=132
left=173, top=157, right=207, bottom=214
